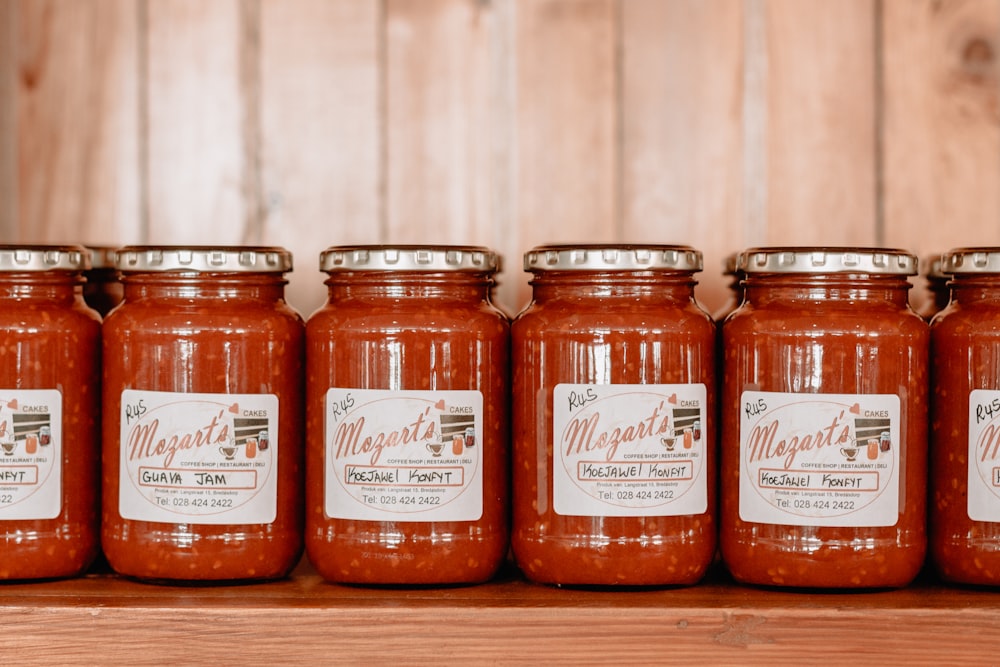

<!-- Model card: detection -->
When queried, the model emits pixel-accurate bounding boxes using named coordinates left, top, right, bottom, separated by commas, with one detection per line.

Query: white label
left=739, top=390, right=900, bottom=527
left=119, top=390, right=278, bottom=525
left=551, top=384, right=708, bottom=517
left=966, top=390, right=1000, bottom=521
left=324, top=389, right=483, bottom=522
left=0, top=390, right=62, bottom=520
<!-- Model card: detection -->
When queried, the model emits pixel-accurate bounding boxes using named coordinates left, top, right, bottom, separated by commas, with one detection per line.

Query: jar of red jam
left=83, top=245, right=123, bottom=317
left=511, top=245, right=716, bottom=586
left=721, top=247, right=927, bottom=588
left=0, top=245, right=102, bottom=580
left=102, top=246, right=304, bottom=582
left=305, top=245, right=509, bottom=585
left=929, top=248, right=1000, bottom=585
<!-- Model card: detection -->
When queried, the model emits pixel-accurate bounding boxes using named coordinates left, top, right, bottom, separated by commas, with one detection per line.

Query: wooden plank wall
left=1, top=0, right=999, bottom=317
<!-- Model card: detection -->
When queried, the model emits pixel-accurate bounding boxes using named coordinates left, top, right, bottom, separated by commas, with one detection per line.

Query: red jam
left=720, top=247, right=928, bottom=588
left=930, top=248, right=1000, bottom=585
left=511, top=245, right=717, bottom=586
left=0, top=246, right=102, bottom=579
left=102, top=246, right=304, bottom=582
left=305, top=246, right=510, bottom=585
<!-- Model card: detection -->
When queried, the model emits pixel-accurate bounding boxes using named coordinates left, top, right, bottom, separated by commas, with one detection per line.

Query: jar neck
left=947, top=275, right=1000, bottom=305
left=325, top=271, right=494, bottom=303
left=726, top=275, right=744, bottom=302
left=528, top=270, right=698, bottom=303
left=742, top=273, right=912, bottom=307
left=121, top=272, right=289, bottom=302
left=0, top=272, right=85, bottom=303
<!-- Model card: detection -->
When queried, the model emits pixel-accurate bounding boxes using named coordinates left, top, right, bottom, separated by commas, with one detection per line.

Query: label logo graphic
left=967, top=390, right=1000, bottom=521
left=0, top=391, right=62, bottom=520
left=325, top=388, right=484, bottom=522
left=119, top=390, right=278, bottom=525
left=739, top=391, right=900, bottom=527
left=552, top=383, right=708, bottom=518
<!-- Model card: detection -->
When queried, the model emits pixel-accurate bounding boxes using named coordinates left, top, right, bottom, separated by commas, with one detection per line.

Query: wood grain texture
left=14, top=0, right=141, bottom=245
left=882, top=0, right=1000, bottom=260
left=508, top=0, right=619, bottom=312
left=384, top=0, right=522, bottom=311
left=259, top=0, right=380, bottom=316
left=763, top=0, right=878, bottom=245
left=5, top=564, right=1000, bottom=664
left=144, top=0, right=248, bottom=244
left=385, top=0, right=497, bottom=245
left=0, top=0, right=14, bottom=240
left=621, top=0, right=744, bottom=314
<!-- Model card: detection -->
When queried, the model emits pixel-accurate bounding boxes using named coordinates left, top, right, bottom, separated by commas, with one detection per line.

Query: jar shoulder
left=725, top=302, right=927, bottom=338
left=307, top=300, right=509, bottom=333
left=0, top=298, right=101, bottom=334
left=104, top=298, right=304, bottom=336
left=932, top=300, right=1000, bottom=331
left=512, top=300, right=713, bottom=334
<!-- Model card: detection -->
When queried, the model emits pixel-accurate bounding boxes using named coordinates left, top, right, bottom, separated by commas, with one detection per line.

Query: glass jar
left=0, top=245, right=102, bottom=580
left=83, top=245, right=123, bottom=316
left=305, top=246, right=510, bottom=585
left=720, top=247, right=927, bottom=588
left=511, top=245, right=716, bottom=586
left=930, top=248, right=1000, bottom=585
left=102, top=246, right=304, bottom=582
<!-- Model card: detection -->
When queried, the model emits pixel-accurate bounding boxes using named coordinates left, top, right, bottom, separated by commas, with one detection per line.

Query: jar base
left=513, top=532, right=714, bottom=587
left=932, top=537, right=1000, bottom=587
left=306, top=532, right=507, bottom=586
left=102, top=523, right=302, bottom=584
left=0, top=528, right=98, bottom=581
left=722, top=532, right=925, bottom=589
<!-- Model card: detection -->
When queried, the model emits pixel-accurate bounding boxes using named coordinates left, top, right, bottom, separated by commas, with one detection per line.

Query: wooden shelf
left=6, top=558, right=1000, bottom=664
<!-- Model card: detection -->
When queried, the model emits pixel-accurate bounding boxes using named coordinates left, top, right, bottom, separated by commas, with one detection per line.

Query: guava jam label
left=0, top=390, right=61, bottom=520
left=739, top=390, right=900, bottom=527
left=551, top=384, right=708, bottom=518
left=965, top=390, right=1000, bottom=521
left=119, top=390, right=278, bottom=525
left=324, top=389, right=483, bottom=522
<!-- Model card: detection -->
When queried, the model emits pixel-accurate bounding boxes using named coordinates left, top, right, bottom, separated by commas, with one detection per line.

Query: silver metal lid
left=86, top=246, right=119, bottom=270
left=723, top=252, right=740, bottom=275
left=115, top=246, right=292, bottom=273
left=738, top=247, right=917, bottom=276
left=924, top=253, right=948, bottom=279
left=320, top=246, right=499, bottom=272
left=523, top=245, right=703, bottom=272
left=0, top=245, right=90, bottom=271
left=942, top=248, right=1000, bottom=274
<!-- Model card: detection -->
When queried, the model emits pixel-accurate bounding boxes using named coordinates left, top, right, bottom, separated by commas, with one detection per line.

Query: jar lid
left=115, top=246, right=292, bottom=273
left=924, top=253, right=948, bottom=279
left=723, top=252, right=740, bottom=276
left=320, top=246, right=499, bottom=272
left=942, top=248, right=1000, bottom=274
left=738, top=247, right=917, bottom=276
left=0, top=245, right=90, bottom=271
left=86, top=245, right=119, bottom=270
left=523, top=245, right=703, bottom=272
